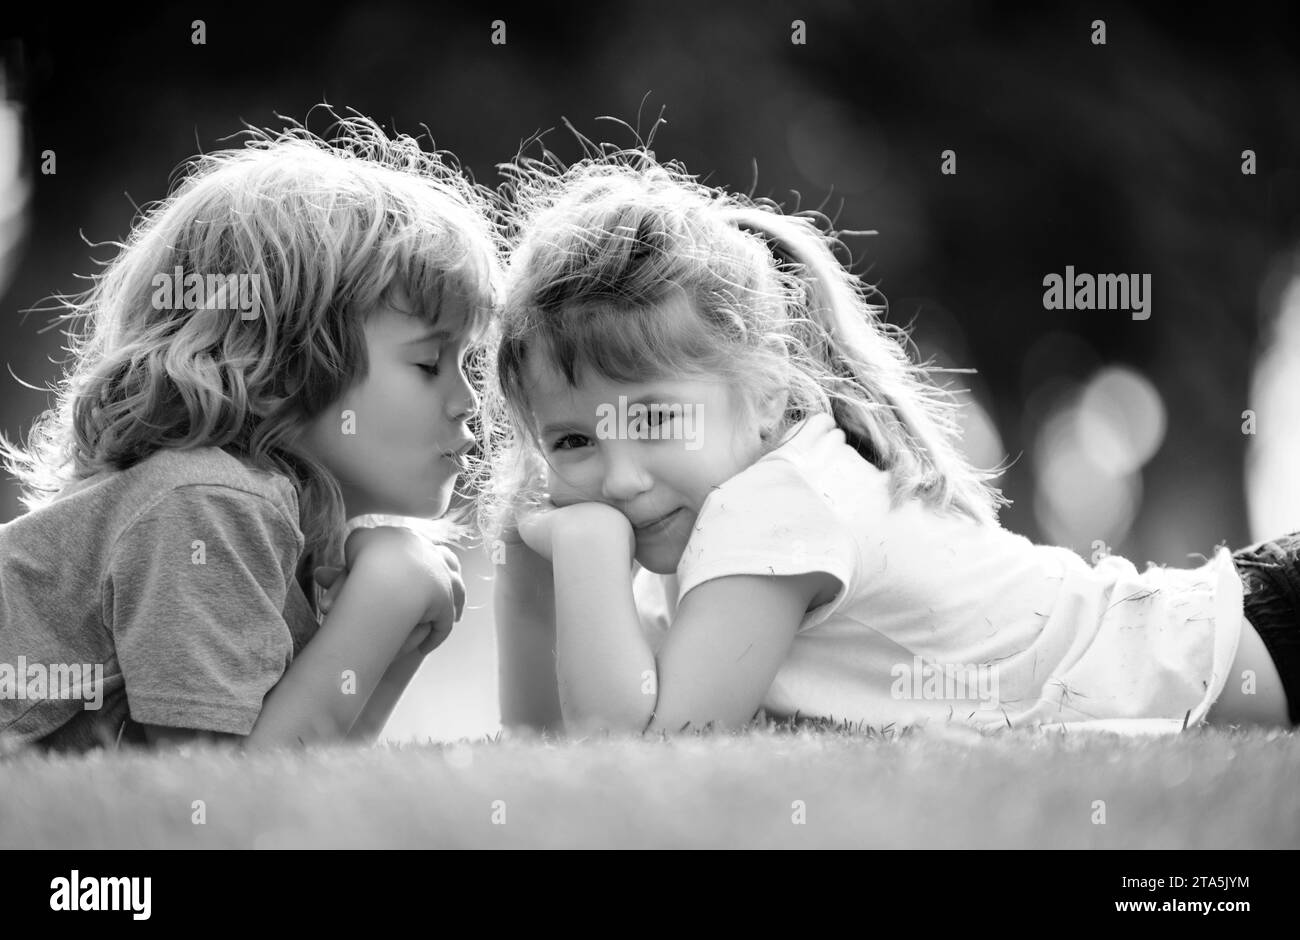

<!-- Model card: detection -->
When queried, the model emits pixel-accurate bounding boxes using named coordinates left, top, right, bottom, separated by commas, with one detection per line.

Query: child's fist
left=339, top=526, right=467, bottom=652
left=517, top=501, right=636, bottom=562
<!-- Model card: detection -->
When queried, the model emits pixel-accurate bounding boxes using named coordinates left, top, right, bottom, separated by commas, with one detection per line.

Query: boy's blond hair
left=2, top=111, right=503, bottom=565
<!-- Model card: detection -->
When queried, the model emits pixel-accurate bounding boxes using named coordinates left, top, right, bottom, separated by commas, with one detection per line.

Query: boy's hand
left=315, top=564, right=440, bottom=655
left=317, top=527, right=466, bottom=656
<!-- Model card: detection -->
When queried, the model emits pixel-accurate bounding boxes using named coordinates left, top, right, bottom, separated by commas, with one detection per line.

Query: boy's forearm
left=246, top=565, right=425, bottom=748
left=551, top=530, right=656, bottom=734
left=346, top=649, right=426, bottom=742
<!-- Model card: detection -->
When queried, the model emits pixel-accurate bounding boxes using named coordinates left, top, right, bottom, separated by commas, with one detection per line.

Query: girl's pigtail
left=723, top=206, right=1006, bottom=526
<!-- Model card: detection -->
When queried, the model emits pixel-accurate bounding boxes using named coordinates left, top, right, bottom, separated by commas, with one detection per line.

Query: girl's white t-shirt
left=632, top=413, right=1244, bottom=733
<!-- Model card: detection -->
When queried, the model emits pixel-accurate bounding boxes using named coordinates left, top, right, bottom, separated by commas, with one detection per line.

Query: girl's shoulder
left=679, top=415, right=877, bottom=595
left=712, top=412, right=888, bottom=521
left=766, top=412, right=842, bottom=463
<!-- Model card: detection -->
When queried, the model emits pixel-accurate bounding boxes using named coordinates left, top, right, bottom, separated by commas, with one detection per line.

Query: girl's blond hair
left=478, top=142, right=1007, bottom=538
left=2, top=112, right=502, bottom=566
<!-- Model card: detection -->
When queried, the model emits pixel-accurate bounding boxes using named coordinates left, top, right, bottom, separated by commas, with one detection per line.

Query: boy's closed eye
left=409, top=337, right=444, bottom=377
left=413, top=341, right=474, bottom=380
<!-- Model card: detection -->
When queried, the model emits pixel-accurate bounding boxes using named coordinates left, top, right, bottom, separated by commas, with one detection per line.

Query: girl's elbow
left=643, top=704, right=761, bottom=737
left=642, top=714, right=711, bottom=737
left=562, top=703, right=653, bottom=738
left=500, top=712, right=562, bottom=737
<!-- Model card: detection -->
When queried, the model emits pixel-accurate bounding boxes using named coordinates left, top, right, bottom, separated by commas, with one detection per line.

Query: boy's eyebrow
left=403, top=328, right=454, bottom=346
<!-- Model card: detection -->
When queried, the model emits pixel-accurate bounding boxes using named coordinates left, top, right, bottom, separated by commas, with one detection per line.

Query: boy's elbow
left=140, top=724, right=243, bottom=749
left=243, top=711, right=351, bottom=749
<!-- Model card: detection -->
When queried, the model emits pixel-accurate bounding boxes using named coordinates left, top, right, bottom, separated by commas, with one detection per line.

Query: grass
left=3, top=720, right=1297, bottom=849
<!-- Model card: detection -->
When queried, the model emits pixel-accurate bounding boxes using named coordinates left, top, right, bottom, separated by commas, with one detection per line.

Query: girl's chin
left=635, top=546, right=685, bottom=576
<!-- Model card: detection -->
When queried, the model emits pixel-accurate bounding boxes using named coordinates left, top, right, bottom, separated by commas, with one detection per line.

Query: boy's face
left=524, top=359, right=777, bottom=574
left=297, top=290, right=479, bottom=520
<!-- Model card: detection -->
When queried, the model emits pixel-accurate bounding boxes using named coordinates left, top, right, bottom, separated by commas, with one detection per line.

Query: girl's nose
left=600, top=443, right=653, bottom=502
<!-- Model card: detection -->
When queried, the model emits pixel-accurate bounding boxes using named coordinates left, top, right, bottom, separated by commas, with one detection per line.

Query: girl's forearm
left=246, top=564, right=425, bottom=748
left=494, top=542, right=564, bottom=733
left=551, top=528, right=656, bottom=734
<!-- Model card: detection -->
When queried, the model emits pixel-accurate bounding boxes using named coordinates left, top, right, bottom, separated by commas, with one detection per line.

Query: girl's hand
left=517, top=502, right=635, bottom=562
left=313, top=565, right=348, bottom=616
left=514, top=503, right=563, bottom=562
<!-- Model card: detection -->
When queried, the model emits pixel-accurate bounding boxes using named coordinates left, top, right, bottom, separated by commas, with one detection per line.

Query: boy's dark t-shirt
left=0, top=447, right=321, bottom=751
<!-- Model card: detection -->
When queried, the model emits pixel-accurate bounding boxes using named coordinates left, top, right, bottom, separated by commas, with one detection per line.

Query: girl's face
left=524, top=358, right=780, bottom=574
left=297, top=289, right=479, bottom=519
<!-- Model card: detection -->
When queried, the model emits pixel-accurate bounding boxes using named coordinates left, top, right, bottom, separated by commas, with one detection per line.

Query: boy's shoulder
left=117, top=447, right=301, bottom=522
left=16, top=446, right=305, bottom=552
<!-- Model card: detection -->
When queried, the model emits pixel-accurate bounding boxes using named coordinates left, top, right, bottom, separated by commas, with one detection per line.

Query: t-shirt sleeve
left=675, top=458, right=858, bottom=632
left=103, top=484, right=305, bottom=735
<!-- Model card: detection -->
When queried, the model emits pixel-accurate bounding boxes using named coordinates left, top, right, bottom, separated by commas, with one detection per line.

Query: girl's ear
left=756, top=384, right=789, bottom=433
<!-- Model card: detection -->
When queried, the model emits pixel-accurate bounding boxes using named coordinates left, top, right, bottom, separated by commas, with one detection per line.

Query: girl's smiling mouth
left=632, top=507, right=684, bottom=534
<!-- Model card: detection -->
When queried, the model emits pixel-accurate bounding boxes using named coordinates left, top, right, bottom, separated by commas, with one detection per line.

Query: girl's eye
left=630, top=408, right=676, bottom=434
left=551, top=434, right=590, bottom=452
left=416, top=362, right=441, bottom=378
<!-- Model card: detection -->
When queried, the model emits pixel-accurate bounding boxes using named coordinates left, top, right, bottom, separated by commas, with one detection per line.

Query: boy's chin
left=368, top=490, right=454, bottom=522
left=340, top=474, right=455, bottom=520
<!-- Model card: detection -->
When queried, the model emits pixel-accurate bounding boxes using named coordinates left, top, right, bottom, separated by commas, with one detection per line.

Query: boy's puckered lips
left=439, top=437, right=475, bottom=459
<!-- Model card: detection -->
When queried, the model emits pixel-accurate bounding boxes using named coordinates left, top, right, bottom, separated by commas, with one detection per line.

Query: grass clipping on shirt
left=1, top=720, right=1296, bottom=848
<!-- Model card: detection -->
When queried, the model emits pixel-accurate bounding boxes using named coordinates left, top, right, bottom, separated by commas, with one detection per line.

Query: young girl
left=481, top=145, right=1295, bottom=738
left=0, top=114, right=499, bottom=752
